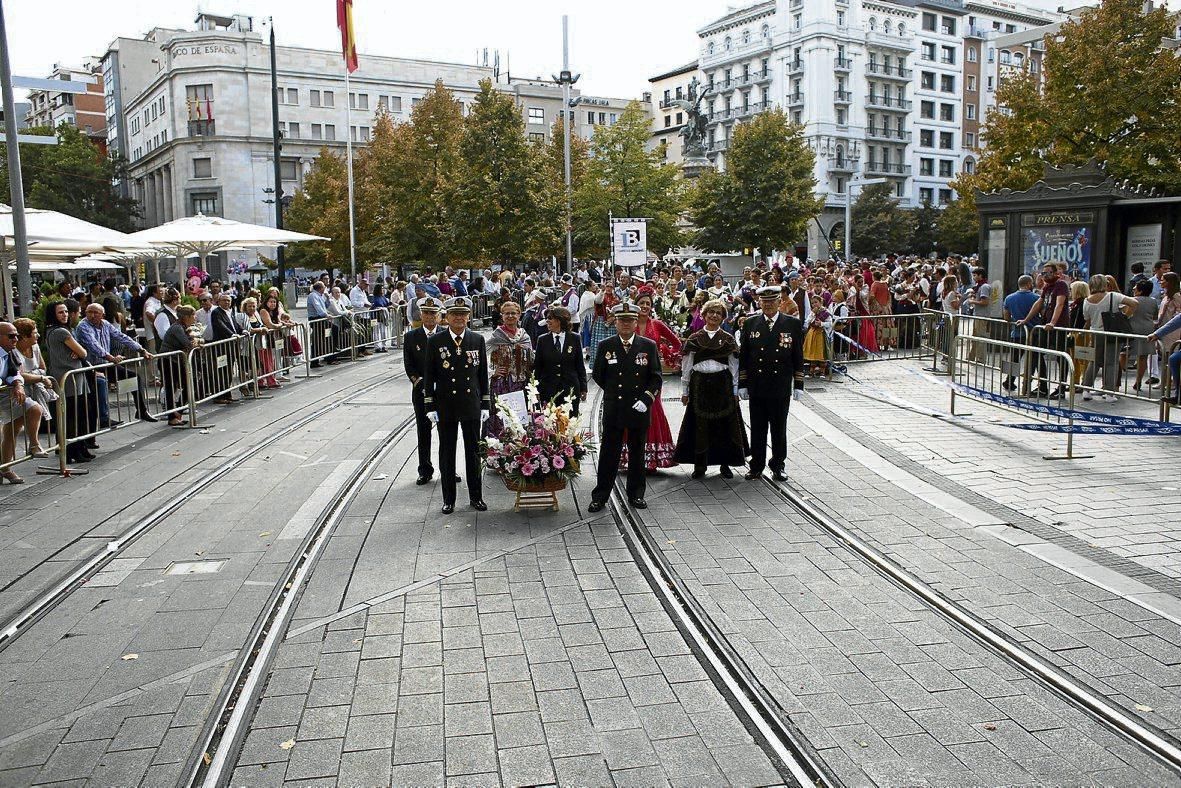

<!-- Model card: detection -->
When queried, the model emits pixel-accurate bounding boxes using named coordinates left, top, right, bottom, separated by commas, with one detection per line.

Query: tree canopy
left=850, top=182, right=911, bottom=258
left=1, top=124, right=139, bottom=232
left=690, top=110, right=820, bottom=258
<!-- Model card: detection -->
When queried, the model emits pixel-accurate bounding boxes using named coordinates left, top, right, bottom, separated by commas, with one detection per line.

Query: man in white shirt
left=196, top=293, right=216, bottom=342
left=349, top=279, right=371, bottom=311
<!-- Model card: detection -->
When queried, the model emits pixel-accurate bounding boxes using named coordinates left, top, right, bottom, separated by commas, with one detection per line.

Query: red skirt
left=619, top=397, right=677, bottom=470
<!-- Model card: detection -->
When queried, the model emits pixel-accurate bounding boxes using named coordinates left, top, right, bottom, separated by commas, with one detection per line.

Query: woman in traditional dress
left=802, top=295, right=834, bottom=377
left=588, top=281, right=619, bottom=359
left=851, top=273, right=880, bottom=357
left=674, top=299, right=747, bottom=479
left=484, top=301, right=533, bottom=437
left=620, top=288, right=681, bottom=473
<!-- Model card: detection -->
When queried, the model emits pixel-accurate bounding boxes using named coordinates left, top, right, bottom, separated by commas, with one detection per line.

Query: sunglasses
left=4, top=332, right=18, bottom=339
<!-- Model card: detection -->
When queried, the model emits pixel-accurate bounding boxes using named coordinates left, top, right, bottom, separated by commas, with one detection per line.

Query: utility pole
left=0, top=0, right=31, bottom=316
left=553, top=16, right=579, bottom=278
left=269, top=20, right=286, bottom=285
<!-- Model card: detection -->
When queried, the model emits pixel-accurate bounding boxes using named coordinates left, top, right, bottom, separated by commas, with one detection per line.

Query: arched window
left=1013, top=51, right=1025, bottom=67
left=742, top=29, right=750, bottom=44
left=964, top=158, right=976, bottom=174
left=761, top=23, right=770, bottom=39
left=1000, top=50, right=1012, bottom=65
left=884, top=19, right=893, bottom=34
left=835, top=144, right=846, bottom=167
left=898, top=22, right=906, bottom=35
left=708, top=41, right=715, bottom=55
left=868, top=16, right=877, bottom=31
left=724, top=36, right=732, bottom=51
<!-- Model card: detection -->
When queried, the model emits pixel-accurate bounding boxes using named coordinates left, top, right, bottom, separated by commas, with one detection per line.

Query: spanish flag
left=337, top=0, right=358, bottom=73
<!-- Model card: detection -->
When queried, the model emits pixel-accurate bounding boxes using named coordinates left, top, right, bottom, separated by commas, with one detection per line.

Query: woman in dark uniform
left=674, top=299, right=748, bottom=479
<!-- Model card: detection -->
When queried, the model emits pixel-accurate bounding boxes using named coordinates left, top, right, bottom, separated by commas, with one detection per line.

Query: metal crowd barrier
left=349, top=307, right=394, bottom=355
left=185, top=335, right=262, bottom=426
left=951, top=333, right=1084, bottom=459
left=1033, top=325, right=1170, bottom=413
left=0, top=381, right=58, bottom=474
left=472, top=295, right=496, bottom=328
left=830, top=312, right=932, bottom=368
left=1163, top=340, right=1181, bottom=421
left=52, top=351, right=190, bottom=474
left=305, top=315, right=344, bottom=365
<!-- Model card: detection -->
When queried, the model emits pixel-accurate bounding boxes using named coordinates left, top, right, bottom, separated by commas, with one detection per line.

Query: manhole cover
left=165, top=560, right=226, bottom=576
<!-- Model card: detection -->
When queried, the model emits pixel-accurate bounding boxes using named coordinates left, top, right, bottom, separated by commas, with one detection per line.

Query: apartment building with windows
left=24, top=61, right=107, bottom=147
left=693, top=0, right=1059, bottom=257
left=113, top=11, right=492, bottom=273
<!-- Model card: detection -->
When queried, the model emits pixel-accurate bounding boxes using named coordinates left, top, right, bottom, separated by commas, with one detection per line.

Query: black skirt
left=673, top=369, right=749, bottom=466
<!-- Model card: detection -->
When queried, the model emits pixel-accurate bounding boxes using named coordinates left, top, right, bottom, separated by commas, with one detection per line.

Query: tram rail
left=0, top=367, right=404, bottom=655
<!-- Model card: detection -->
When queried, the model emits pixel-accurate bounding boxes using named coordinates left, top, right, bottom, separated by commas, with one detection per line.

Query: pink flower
left=552, top=456, right=566, bottom=470
left=563, top=445, right=575, bottom=457
left=530, top=446, right=542, bottom=458
left=521, top=462, right=536, bottom=476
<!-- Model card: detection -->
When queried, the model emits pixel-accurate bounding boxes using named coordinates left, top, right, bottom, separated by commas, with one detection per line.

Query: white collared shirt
left=449, top=329, right=465, bottom=344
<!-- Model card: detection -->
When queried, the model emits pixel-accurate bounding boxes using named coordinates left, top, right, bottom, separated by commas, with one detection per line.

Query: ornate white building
left=692, top=0, right=1060, bottom=258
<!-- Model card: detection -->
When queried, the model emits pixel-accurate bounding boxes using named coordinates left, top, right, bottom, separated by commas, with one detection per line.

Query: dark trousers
left=593, top=423, right=646, bottom=503
left=748, top=396, right=789, bottom=473
left=438, top=418, right=482, bottom=506
left=413, top=395, right=434, bottom=478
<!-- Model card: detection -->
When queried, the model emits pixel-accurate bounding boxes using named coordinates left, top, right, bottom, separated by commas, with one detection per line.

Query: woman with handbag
left=1080, top=274, right=1137, bottom=401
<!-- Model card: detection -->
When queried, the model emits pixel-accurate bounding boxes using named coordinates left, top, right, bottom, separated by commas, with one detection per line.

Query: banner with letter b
left=611, top=218, right=648, bottom=267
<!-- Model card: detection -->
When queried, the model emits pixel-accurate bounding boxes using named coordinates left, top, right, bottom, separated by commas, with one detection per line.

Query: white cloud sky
left=7, top=0, right=1069, bottom=101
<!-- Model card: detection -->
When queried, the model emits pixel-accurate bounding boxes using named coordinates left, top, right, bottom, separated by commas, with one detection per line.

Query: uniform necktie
left=622, top=339, right=631, bottom=354
left=454, top=334, right=463, bottom=350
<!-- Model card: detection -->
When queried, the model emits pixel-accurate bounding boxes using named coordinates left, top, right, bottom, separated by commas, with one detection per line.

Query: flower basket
left=503, top=475, right=568, bottom=494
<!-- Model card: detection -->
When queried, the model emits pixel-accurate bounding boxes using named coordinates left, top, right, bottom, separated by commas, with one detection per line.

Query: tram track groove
left=0, top=367, right=404, bottom=656
left=761, top=474, right=1181, bottom=775
left=184, top=411, right=417, bottom=787
left=588, top=386, right=837, bottom=788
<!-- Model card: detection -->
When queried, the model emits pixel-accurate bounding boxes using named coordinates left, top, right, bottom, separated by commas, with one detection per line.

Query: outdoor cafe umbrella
left=127, top=214, right=327, bottom=272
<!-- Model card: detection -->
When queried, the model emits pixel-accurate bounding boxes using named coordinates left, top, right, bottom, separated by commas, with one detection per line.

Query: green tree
left=0, top=124, right=140, bottom=231
left=574, top=102, right=685, bottom=258
left=959, top=0, right=1181, bottom=204
left=447, top=79, right=547, bottom=264
left=936, top=197, right=980, bottom=255
left=908, top=201, right=943, bottom=257
left=536, top=117, right=591, bottom=260
left=689, top=110, right=820, bottom=258
left=359, top=81, right=464, bottom=268
left=283, top=146, right=350, bottom=273
left=850, top=181, right=911, bottom=258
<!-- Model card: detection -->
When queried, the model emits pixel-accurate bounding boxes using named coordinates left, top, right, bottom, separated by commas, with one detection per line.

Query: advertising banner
left=1021, top=225, right=1091, bottom=280
left=611, top=219, right=648, bottom=267
left=1125, top=224, right=1162, bottom=284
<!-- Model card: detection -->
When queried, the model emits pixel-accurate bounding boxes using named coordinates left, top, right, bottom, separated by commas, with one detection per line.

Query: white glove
left=738, top=390, right=749, bottom=401
left=792, top=389, right=802, bottom=402
left=429, top=412, right=439, bottom=424
left=632, top=401, right=648, bottom=414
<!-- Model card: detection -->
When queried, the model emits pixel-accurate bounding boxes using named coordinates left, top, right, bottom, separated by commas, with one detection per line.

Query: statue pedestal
left=681, top=156, right=712, bottom=180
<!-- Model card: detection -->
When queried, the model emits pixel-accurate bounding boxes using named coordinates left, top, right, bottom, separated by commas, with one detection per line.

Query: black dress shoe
left=454, top=475, right=462, bottom=484
left=587, top=500, right=605, bottom=513
left=74, top=454, right=93, bottom=463
left=744, top=469, right=763, bottom=480
left=86, top=441, right=100, bottom=450
left=691, top=466, right=706, bottom=480
left=470, top=500, right=488, bottom=511
left=719, top=465, right=733, bottom=479
left=137, top=412, right=159, bottom=423
left=416, top=475, right=432, bottom=486
left=441, top=503, right=455, bottom=514
left=771, top=471, right=789, bottom=482
left=629, top=498, right=648, bottom=509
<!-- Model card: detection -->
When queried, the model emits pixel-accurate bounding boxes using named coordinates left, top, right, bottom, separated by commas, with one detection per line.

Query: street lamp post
left=552, top=16, right=579, bottom=278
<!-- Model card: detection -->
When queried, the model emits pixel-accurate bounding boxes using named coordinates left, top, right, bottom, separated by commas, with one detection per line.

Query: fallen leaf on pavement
left=121, top=653, right=139, bottom=661
left=171, top=452, right=180, bottom=457
left=372, top=473, right=388, bottom=481
left=202, top=752, right=212, bottom=765
left=259, top=531, right=272, bottom=537
left=983, top=723, right=997, bottom=731
left=279, top=739, right=296, bottom=750
left=1136, top=704, right=1154, bottom=713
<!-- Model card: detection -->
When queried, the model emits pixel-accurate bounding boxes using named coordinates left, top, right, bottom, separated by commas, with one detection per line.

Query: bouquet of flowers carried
left=481, top=380, right=594, bottom=489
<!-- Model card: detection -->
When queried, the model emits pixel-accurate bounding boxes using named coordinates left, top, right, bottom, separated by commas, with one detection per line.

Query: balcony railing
left=834, top=57, right=851, bottom=71
left=827, top=157, right=856, bottom=173
left=787, top=92, right=804, bottom=107
left=755, top=69, right=771, bottom=83
left=864, top=161, right=912, bottom=176
left=834, top=90, right=852, bottom=103
left=866, top=126, right=912, bottom=142
left=866, top=62, right=912, bottom=79
left=659, top=97, right=679, bottom=109
left=865, top=94, right=911, bottom=110
left=787, top=59, right=804, bottom=74
left=709, top=138, right=729, bottom=153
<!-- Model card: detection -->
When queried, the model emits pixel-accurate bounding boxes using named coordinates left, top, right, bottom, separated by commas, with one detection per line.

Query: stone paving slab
left=230, top=519, right=783, bottom=787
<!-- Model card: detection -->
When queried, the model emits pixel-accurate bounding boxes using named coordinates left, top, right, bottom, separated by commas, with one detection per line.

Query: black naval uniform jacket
left=534, top=331, right=588, bottom=405
left=423, top=330, right=490, bottom=422
left=737, top=311, right=805, bottom=398
left=592, top=334, right=663, bottom=430
left=403, top=325, right=440, bottom=406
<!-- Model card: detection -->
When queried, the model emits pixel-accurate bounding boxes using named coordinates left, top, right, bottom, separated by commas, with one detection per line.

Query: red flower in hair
left=636, top=286, right=656, bottom=301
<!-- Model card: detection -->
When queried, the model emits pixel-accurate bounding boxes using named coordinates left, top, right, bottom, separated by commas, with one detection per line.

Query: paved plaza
left=1, top=348, right=1180, bottom=787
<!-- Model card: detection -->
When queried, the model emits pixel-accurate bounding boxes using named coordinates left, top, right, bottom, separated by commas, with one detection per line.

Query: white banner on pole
left=611, top=218, right=648, bottom=267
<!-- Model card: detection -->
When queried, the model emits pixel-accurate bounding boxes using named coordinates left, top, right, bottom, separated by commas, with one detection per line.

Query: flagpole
left=344, top=65, right=357, bottom=279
